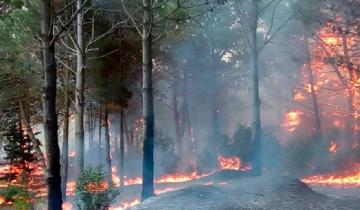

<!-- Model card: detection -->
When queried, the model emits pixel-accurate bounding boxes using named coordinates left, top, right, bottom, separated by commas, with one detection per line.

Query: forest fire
left=112, top=170, right=215, bottom=187
left=302, top=163, right=360, bottom=188
left=217, top=156, right=251, bottom=171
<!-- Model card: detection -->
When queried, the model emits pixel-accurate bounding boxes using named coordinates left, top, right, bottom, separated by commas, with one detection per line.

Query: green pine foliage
left=3, top=118, right=36, bottom=166
left=75, top=166, right=119, bottom=210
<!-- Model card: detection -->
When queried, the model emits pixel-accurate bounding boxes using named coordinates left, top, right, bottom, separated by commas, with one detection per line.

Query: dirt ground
left=128, top=171, right=360, bottom=210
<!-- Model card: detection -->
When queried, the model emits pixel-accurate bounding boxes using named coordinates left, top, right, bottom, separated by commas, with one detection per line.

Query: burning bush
left=75, top=166, right=119, bottom=210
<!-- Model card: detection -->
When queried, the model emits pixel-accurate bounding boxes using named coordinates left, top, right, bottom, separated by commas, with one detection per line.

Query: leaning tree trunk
left=41, top=0, right=62, bottom=208
left=19, top=101, right=46, bottom=171
left=141, top=0, right=155, bottom=200
left=249, top=0, right=262, bottom=176
left=305, top=35, right=323, bottom=139
left=119, top=108, right=125, bottom=187
left=61, top=61, right=70, bottom=200
left=75, top=0, right=85, bottom=179
left=104, top=106, right=112, bottom=187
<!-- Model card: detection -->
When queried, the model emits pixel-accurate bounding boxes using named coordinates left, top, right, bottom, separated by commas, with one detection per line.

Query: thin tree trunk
left=341, top=33, right=356, bottom=147
left=61, top=59, right=70, bottom=200
left=123, top=113, right=131, bottom=154
left=172, top=75, right=182, bottom=156
left=98, top=103, right=103, bottom=164
left=8, top=160, right=12, bottom=184
left=208, top=37, right=218, bottom=168
left=104, top=106, right=112, bottom=187
left=119, top=108, right=125, bottom=187
left=75, top=0, right=85, bottom=179
left=250, top=0, right=262, bottom=176
left=141, top=0, right=155, bottom=200
left=41, top=0, right=62, bottom=207
left=90, top=102, right=93, bottom=152
left=19, top=101, right=46, bottom=170
left=305, top=35, right=323, bottom=139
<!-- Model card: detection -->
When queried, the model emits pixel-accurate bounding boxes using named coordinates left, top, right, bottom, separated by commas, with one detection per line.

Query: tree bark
left=123, top=113, right=132, bottom=154
left=98, top=103, right=103, bottom=164
left=119, top=109, right=125, bottom=187
left=61, top=60, right=70, bottom=200
left=305, top=35, right=323, bottom=139
left=141, top=0, right=155, bottom=200
left=172, top=75, right=182, bottom=156
left=75, top=0, right=85, bottom=179
left=41, top=0, right=62, bottom=207
left=208, top=37, right=219, bottom=168
left=104, top=106, right=112, bottom=187
left=250, top=0, right=262, bottom=176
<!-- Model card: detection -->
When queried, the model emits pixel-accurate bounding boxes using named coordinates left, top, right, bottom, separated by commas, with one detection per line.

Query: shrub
left=0, top=185, right=33, bottom=210
left=75, top=166, right=119, bottom=210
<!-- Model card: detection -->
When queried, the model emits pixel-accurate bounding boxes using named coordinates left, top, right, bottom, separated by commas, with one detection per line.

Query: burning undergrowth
left=280, top=17, right=360, bottom=186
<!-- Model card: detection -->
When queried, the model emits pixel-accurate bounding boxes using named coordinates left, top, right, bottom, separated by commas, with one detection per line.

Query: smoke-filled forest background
left=0, top=0, right=359, bottom=209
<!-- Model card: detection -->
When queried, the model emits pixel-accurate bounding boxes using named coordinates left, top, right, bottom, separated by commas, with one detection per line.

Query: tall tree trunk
left=41, top=0, right=62, bottom=207
left=305, top=35, right=323, bottom=139
left=75, top=0, right=85, bottom=179
left=19, top=101, right=46, bottom=170
left=172, top=75, right=182, bottom=157
left=141, top=0, right=155, bottom=200
left=104, top=106, right=112, bottom=187
left=89, top=102, right=93, bottom=152
left=119, top=109, right=125, bottom=187
left=208, top=37, right=218, bottom=168
left=250, top=0, right=262, bottom=176
left=341, top=33, right=356, bottom=147
left=98, top=103, right=103, bottom=164
left=61, top=61, right=70, bottom=200
left=123, top=113, right=132, bottom=154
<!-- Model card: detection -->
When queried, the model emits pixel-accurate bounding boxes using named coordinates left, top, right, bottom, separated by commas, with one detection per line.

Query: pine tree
left=3, top=117, right=36, bottom=182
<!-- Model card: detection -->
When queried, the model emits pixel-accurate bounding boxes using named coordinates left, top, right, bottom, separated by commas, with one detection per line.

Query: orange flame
left=282, top=111, right=303, bottom=132
left=302, top=163, right=360, bottom=188
left=0, top=195, right=6, bottom=205
left=217, top=156, right=251, bottom=171
left=154, top=187, right=177, bottom=195
left=62, top=202, right=73, bottom=210
left=329, top=141, right=337, bottom=155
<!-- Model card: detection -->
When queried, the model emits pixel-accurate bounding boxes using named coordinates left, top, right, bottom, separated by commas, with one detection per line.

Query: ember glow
left=154, top=187, right=177, bottom=195
left=62, top=202, right=73, bottom=210
left=328, top=141, right=338, bottom=155
left=0, top=195, right=5, bottom=205
left=109, top=199, right=141, bottom=210
left=217, top=156, right=251, bottom=171
left=282, top=111, right=303, bottom=132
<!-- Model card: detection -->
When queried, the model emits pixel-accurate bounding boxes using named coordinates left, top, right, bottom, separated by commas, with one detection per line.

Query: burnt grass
left=125, top=170, right=360, bottom=210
